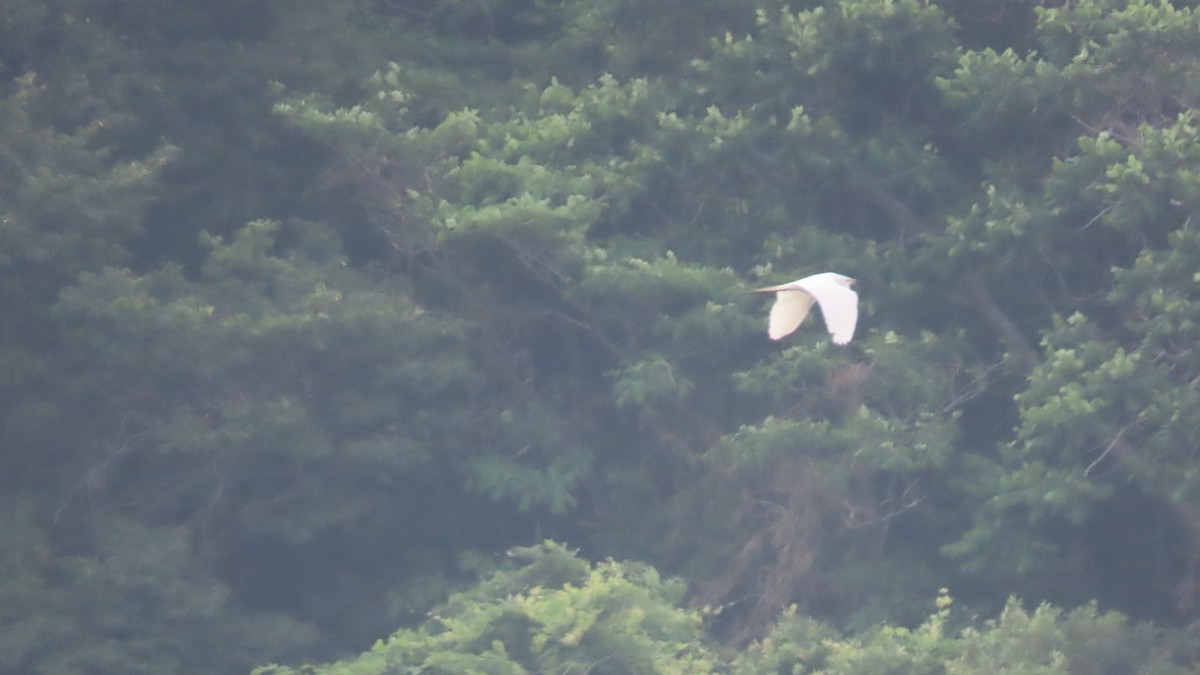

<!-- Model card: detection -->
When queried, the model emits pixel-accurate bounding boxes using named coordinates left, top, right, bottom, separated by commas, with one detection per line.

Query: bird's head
left=830, top=273, right=856, bottom=289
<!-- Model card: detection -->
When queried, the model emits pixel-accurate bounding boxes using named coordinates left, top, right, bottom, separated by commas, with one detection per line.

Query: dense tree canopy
left=6, top=0, right=1200, bottom=672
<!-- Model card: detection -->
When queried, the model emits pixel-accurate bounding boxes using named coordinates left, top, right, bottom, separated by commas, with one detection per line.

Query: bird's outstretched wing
left=795, top=277, right=858, bottom=345
left=766, top=290, right=816, bottom=340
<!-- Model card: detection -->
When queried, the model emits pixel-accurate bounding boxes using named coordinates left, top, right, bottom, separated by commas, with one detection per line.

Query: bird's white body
left=751, top=272, right=858, bottom=344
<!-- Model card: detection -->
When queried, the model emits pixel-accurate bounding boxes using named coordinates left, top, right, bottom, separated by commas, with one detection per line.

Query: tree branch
left=851, top=174, right=1040, bottom=370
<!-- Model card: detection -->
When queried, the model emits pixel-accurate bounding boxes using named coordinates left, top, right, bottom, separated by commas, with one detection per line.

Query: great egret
left=751, top=272, right=858, bottom=344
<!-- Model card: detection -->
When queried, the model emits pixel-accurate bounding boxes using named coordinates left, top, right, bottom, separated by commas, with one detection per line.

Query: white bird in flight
left=751, top=272, right=858, bottom=344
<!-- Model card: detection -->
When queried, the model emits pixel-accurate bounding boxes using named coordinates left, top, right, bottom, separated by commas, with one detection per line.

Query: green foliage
left=736, top=591, right=1200, bottom=674
left=46, top=217, right=476, bottom=537
left=261, top=555, right=1200, bottom=675
left=943, top=598, right=1200, bottom=675
left=467, top=404, right=595, bottom=514
left=3, top=216, right=484, bottom=665
left=697, top=330, right=976, bottom=634
left=947, top=110, right=1200, bottom=591
left=0, top=498, right=315, bottom=674
left=0, top=74, right=171, bottom=288
left=10, top=0, right=1200, bottom=670
left=255, top=542, right=718, bottom=675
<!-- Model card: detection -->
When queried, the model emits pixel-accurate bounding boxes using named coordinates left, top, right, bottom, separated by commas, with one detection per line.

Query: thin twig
left=1085, top=427, right=1126, bottom=477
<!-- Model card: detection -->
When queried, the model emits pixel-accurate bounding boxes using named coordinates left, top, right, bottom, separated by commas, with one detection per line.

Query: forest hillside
left=5, top=0, right=1200, bottom=672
